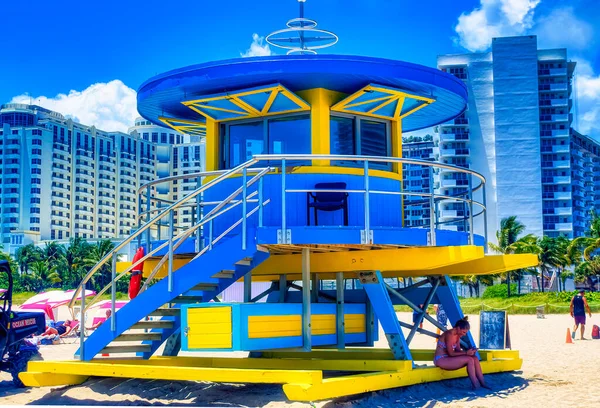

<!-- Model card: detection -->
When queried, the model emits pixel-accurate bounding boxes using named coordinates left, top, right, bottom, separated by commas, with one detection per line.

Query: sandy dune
left=1, top=312, right=598, bottom=407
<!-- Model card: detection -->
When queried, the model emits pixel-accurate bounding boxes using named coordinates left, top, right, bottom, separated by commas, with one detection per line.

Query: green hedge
left=482, top=283, right=518, bottom=299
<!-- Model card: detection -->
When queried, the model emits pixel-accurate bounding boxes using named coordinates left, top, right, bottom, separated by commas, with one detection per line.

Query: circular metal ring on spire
left=286, top=18, right=317, bottom=28
left=266, top=27, right=339, bottom=54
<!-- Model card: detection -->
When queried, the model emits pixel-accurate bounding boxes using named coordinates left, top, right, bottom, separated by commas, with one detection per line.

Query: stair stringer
left=78, top=231, right=258, bottom=360
left=138, top=249, right=270, bottom=359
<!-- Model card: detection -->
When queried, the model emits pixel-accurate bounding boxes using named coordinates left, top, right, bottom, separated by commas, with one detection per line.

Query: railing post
left=79, top=283, right=85, bottom=361
left=336, top=272, right=345, bottom=349
left=429, top=166, right=436, bottom=246
left=482, top=183, right=488, bottom=253
left=258, top=176, right=264, bottom=228
left=363, top=160, right=371, bottom=244
left=242, top=167, right=247, bottom=251
left=196, top=176, right=202, bottom=252
left=302, top=248, right=312, bottom=351
left=111, top=252, right=117, bottom=332
left=208, top=219, right=213, bottom=250
left=146, top=187, right=151, bottom=249
left=468, top=174, right=474, bottom=245
left=168, top=210, right=174, bottom=293
left=281, top=159, right=287, bottom=244
left=137, top=190, right=142, bottom=249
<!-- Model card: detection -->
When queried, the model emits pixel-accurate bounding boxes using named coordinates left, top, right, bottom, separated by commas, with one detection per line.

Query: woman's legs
left=42, top=327, right=58, bottom=336
left=471, top=356, right=490, bottom=389
left=435, top=355, right=481, bottom=389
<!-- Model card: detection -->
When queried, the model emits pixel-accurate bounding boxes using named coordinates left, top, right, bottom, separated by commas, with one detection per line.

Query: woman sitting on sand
left=434, top=319, right=490, bottom=390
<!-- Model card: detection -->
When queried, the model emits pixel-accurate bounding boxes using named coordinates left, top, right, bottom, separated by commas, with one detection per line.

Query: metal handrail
left=68, top=158, right=261, bottom=311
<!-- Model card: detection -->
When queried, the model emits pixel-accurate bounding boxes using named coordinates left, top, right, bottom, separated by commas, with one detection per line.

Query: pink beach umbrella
left=93, top=300, right=128, bottom=310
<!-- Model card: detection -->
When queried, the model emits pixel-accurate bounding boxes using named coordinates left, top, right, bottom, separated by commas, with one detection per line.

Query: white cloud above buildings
left=454, top=0, right=541, bottom=52
left=240, top=33, right=273, bottom=57
left=10, top=80, right=138, bottom=133
left=534, top=7, right=594, bottom=50
left=574, top=60, right=600, bottom=138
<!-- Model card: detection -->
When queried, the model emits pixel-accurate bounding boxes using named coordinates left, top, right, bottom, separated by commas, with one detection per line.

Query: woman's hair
left=454, top=319, right=470, bottom=330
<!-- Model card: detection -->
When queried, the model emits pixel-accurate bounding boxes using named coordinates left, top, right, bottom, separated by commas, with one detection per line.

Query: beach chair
left=59, top=320, right=80, bottom=344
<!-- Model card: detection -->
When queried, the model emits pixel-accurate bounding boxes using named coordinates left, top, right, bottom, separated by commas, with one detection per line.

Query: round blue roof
left=137, top=54, right=467, bottom=132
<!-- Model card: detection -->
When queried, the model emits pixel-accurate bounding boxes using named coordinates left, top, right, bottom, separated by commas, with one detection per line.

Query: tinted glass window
left=228, top=121, right=264, bottom=167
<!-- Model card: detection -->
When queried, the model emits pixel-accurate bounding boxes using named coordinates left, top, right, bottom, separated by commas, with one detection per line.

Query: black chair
left=307, top=182, right=349, bottom=226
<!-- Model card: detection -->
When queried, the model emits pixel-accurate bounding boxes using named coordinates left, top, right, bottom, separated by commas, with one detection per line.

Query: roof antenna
left=266, top=0, right=338, bottom=55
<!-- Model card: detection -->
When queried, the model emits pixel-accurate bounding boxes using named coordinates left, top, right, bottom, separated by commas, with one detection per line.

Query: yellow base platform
left=20, top=349, right=522, bottom=401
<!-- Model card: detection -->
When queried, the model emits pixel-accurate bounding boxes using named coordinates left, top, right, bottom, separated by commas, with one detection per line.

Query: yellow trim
left=205, top=118, right=219, bottom=172
left=158, top=117, right=207, bottom=136
left=331, top=84, right=435, bottom=121
left=181, top=84, right=311, bottom=123
left=390, top=120, right=404, bottom=224
left=248, top=313, right=366, bottom=339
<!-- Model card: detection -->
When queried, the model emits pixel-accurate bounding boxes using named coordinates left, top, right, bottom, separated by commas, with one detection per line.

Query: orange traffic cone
left=566, top=328, right=573, bottom=344
left=435, top=328, right=441, bottom=343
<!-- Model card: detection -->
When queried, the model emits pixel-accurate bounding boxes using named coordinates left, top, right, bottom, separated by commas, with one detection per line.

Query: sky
left=1, top=0, right=599, bottom=138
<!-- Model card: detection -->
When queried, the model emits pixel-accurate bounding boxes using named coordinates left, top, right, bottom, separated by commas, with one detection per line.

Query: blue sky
left=1, top=0, right=599, bottom=137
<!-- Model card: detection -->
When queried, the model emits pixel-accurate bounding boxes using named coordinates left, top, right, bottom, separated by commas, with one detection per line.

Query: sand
left=1, top=312, right=599, bottom=407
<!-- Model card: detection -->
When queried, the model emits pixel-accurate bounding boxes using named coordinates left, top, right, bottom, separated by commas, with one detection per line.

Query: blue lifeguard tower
left=21, top=2, right=537, bottom=401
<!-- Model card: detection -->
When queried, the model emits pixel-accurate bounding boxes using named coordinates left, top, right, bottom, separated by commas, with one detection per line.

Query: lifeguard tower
left=20, top=2, right=537, bottom=401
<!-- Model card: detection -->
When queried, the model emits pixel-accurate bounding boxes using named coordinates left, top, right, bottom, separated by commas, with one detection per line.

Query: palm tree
left=489, top=216, right=526, bottom=296
left=509, top=234, right=541, bottom=294
left=84, top=240, right=116, bottom=291
left=538, top=236, right=568, bottom=292
left=62, top=237, right=91, bottom=288
left=14, top=244, right=43, bottom=275
left=29, top=260, right=62, bottom=292
left=568, top=212, right=600, bottom=291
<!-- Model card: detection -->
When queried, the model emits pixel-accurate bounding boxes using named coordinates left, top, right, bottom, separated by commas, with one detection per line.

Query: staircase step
left=148, top=308, right=180, bottom=317
left=172, top=296, right=203, bottom=304
left=190, top=283, right=220, bottom=291
left=235, top=257, right=253, bottom=266
left=212, top=269, right=235, bottom=279
left=131, top=321, right=174, bottom=329
left=114, top=333, right=163, bottom=342
left=100, top=345, right=152, bottom=354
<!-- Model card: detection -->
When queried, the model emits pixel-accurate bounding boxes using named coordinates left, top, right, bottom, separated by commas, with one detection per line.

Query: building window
left=222, top=114, right=311, bottom=168
left=330, top=115, right=391, bottom=169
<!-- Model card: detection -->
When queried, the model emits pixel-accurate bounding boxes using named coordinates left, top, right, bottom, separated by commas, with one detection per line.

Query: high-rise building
left=0, top=104, right=204, bottom=254
left=570, top=129, right=600, bottom=237
left=436, top=35, right=597, bottom=239
left=401, top=137, right=438, bottom=228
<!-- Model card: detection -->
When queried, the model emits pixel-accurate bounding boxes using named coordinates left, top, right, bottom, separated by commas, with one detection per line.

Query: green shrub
left=482, top=283, right=518, bottom=299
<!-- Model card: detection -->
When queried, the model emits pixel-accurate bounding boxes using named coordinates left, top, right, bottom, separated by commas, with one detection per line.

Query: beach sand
left=1, top=312, right=598, bottom=407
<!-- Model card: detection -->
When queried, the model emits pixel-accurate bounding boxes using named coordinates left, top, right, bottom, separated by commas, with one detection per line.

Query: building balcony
left=549, top=83, right=568, bottom=91
left=440, top=148, right=469, bottom=157
left=441, top=179, right=457, bottom=187
left=440, top=210, right=459, bottom=218
left=440, top=133, right=469, bottom=142
left=539, top=68, right=568, bottom=77
left=552, top=145, right=569, bottom=153
left=553, top=160, right=571, bottom=168
left=554, top=191, right=572, bottom=200
left=540, top=114, right=569, bottom=122
left=553, top=176, right=571, bottom=184
left=555, top=207, right=572, bottom=215
left=555, top=222, right=573, bottom=231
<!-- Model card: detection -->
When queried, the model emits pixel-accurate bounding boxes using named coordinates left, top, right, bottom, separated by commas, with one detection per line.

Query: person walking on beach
left=434, top=319, right=490, bottom=390
left=571, top=289, right=592, bottom=340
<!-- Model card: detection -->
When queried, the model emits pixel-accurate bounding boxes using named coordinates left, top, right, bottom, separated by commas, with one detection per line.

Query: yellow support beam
left=19, top=372, right=88, bottom=387
left=283, top=355, right=523, bottom=401
left=22, top=360, right=323, bottom=387
left=205, top=118, right=220, bottom=172
left=85, top=356, right=412, bottom=372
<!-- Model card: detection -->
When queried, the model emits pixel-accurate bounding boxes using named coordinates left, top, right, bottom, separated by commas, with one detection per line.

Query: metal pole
left=279, top=274, right=287, bottom=303
left=336, top=272, right=345, bottom=349
left=111, top=252, right=117, bottom=332
left=258, top=177, right=264, bottom=228
left=302, top=248, right=312, bottom=351
left=363, top=161, right=371, bottom=243
left=79, top=283, right=85, bottom=361
left=429, top=167, right=436, bottom=246
left=281, top=159, right=287, bottom=243
left=482, top=183, right=488, bottom=252
left=242, top=167, right=247, bottom=251
left=311, top=273, right=319, bottom=303
left=208, top=220, right=213, bottom=250
left=196, top=176, right=202, bottom=252
left=137, top=190, right=142, bottom=249
left=168, top=210, right=174, bottom=293
left=244, top=272, right=252, bottom=303
left=146, top=187, right=151, bottom=248
left=468, top=174, right=474, bottom=245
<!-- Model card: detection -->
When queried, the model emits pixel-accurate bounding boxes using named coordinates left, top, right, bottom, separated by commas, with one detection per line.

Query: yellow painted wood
left=19, top=372, right=88, bottom=387
left=283, top=355, right=523, bottom=401
left=248, top=315, right=301, bottom=338
left=24, top=361, right=322, bottom=385
left=187, top=306, right=232, bottom=349
left=344, top=314, right=366, bottom=334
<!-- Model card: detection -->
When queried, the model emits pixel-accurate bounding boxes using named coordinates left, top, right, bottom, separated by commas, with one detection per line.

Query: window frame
left=330, top=113, right=392, bottom=170
left=220, top=112, right=311, bottom=169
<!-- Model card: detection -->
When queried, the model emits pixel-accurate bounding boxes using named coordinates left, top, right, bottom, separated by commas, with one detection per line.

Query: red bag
left=592, top=325, right=600, bottom=340
left=128, top=247, right=145, bottom=300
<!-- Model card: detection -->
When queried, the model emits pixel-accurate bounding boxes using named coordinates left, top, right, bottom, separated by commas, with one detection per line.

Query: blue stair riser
left=79, top=229, right=268, bottom=360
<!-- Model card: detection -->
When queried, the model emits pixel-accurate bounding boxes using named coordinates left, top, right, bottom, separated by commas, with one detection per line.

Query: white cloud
left=454, top=0, right=541, bottom=52
left=10, top=80, right=137, bottom=133
left=575, top=63, right=600, bottom=138
left=534, top=7, right=594, bottom=50
left=240, top=33, right=272, bottom=57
